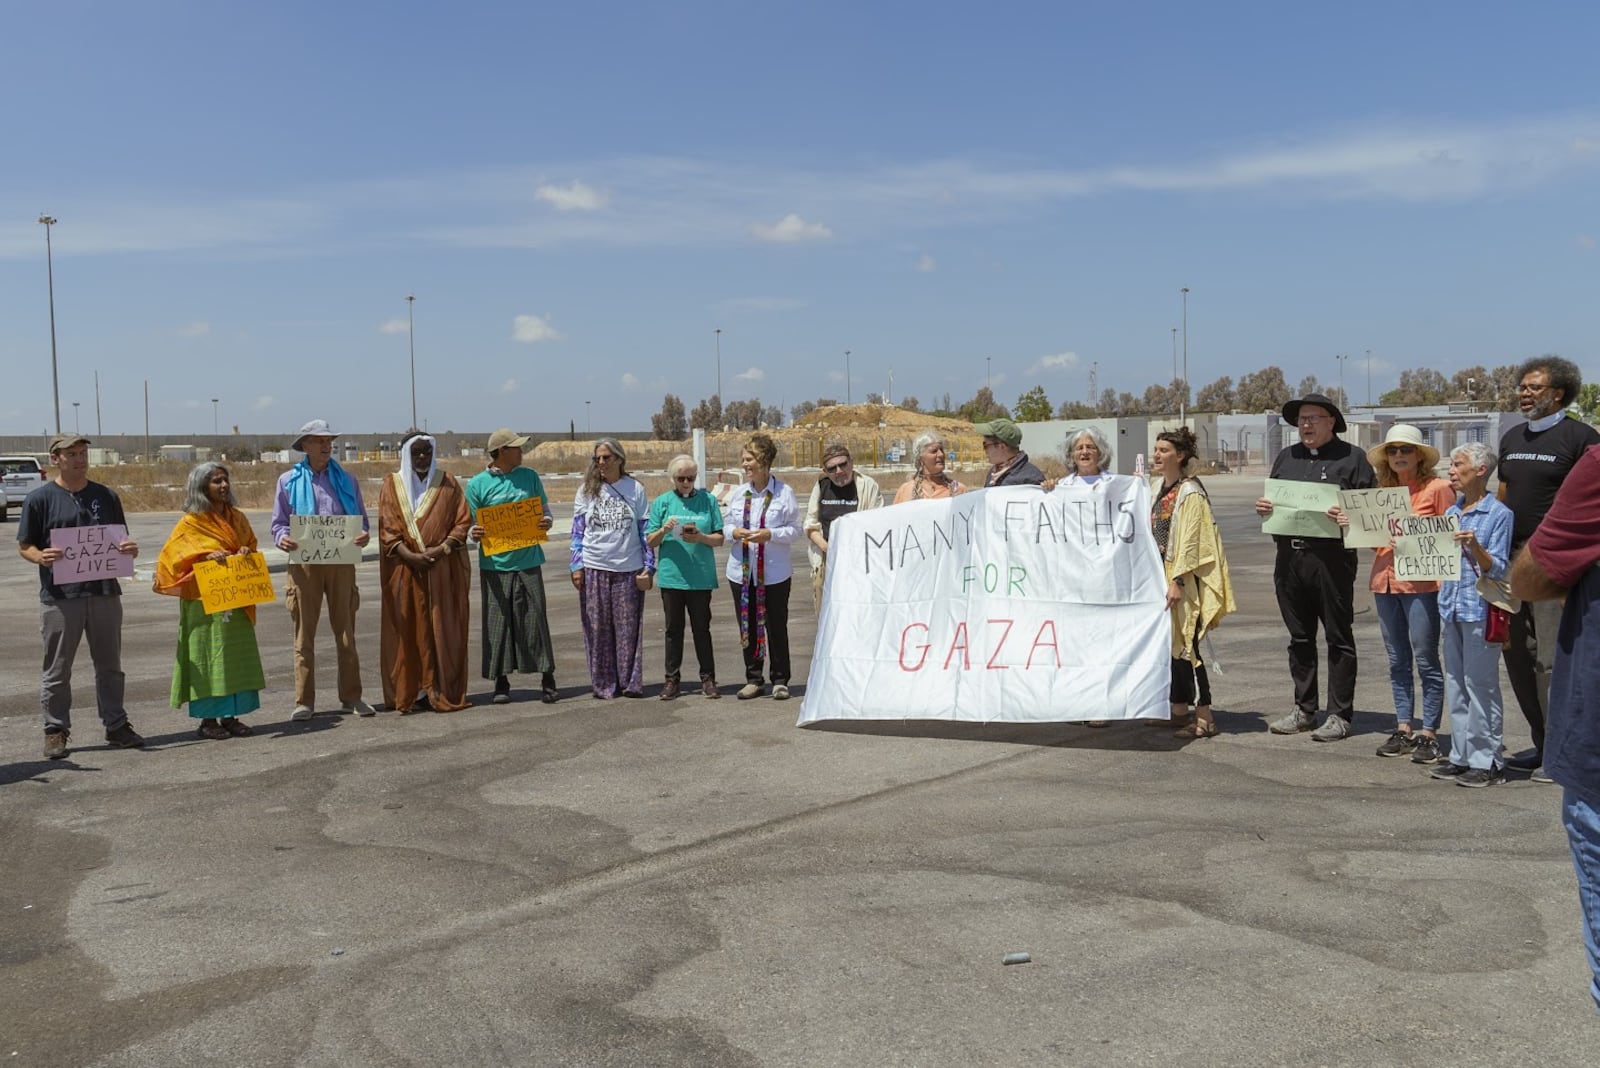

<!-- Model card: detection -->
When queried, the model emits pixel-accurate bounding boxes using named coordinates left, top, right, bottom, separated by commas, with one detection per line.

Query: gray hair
left=184, top=461, right=235, bottom=514
left=1062, top=426, right=1113, bottom=472
left=1451, top=441, right=1497, bottom=478
left=910, top=430, right=948, bottom=473
left=666, top=453, right=698, bottom=478
left=582, top=437, right=630, bottom=498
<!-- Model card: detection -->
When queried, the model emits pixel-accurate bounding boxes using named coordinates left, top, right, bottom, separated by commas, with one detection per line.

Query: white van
left=1, top=455, right=47, bottom=521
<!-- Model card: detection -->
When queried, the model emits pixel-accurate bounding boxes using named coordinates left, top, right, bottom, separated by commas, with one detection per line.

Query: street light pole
left=986, top=356, right=991, bottom=392
left=72, top=401, right=80, bottom=433
left=1335, top=353, right=1349, bottom=409
left=586, top=400, right=591, bottom=435
left=1171, top=326, right=1177, bottom=387
left=845, top=350, right=851, bottom=405
left=211, top=397, right=220, bottom=436
left=714, top=328, right=722, bottom=407
left=1365, top=349, right=1373, bottom=406
left=406, top=294, right=417, bottom=431
left=39, top=215, right=61, bottom=434
left=1179, top=287, right=1190, bottom=424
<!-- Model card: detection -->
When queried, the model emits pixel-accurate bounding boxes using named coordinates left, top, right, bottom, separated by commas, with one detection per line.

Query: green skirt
left=170, top=599, right=265, bottom=717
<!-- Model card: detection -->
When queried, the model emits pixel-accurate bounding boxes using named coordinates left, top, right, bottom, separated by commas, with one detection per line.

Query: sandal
left=1175, top=719, right=1219, bottom=739
left=220, top=718, right=253, bottom=737
left=196, top=720, right=229, bottom=741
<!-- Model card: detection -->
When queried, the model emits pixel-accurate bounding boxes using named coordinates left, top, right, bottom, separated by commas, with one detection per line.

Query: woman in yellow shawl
left=1150, top=428, right=1236, bottom=739
left=154, top=462, right=265, bottom=739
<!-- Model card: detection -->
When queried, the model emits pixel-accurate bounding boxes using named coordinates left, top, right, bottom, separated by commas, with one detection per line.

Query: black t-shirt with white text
left=16, top=480, right=128, bottom=602
left=1498, top=417, right=1600, bottom=548
left=816, top=477, right=861, bottom=540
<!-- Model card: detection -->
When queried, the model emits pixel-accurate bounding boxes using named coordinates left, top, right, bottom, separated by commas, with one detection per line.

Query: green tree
left=900, top=395, right=922, bottom=413
left=650, top=394, right=687, bottom=440
left=724, top=398, right=762, bottom=429
left=956, top=387, right=1008, bottom=422
left=1013, top=385, right=1053, bottom=422
left=1380, top=368, right=1449, bottom=406
left=791, top=400, right=817, bottom=423
left=1236, top=366, right=1291, bottom=412
left=1194, top=375, right=1235, bottom=412
left=1096, top=388, right=1120, bottom=416
left=1056, top=400, right=1095, bottom=420
left=1574, top=382, right=1600, bottom=422
left=689, top=394, right=723, bottom=430
left=760, top=404, right=785, bottom=428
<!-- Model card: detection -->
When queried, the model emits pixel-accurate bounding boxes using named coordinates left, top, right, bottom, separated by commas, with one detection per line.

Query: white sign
left=289, top=514, right=364, bottom=565
left=798, top=481, right=1172, bottom=725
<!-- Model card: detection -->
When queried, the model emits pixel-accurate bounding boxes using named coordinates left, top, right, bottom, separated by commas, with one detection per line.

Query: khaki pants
left=285, top=563, right=362, bottom=708
left=811, top=563, right=826, bottom=616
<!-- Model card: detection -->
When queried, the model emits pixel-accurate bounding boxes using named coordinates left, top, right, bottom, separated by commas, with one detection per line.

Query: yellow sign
left=1261, top=478, right=1342, bottom=539
left=479, top=497, right=546, bottom=555
left=193, top=552, right=277, bottom=614
left=1337, top=487, right=1414, bottom=549
left=1392, top=514, right=1461, bottom=581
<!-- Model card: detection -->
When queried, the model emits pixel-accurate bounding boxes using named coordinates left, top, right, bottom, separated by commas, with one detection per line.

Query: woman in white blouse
left=724, top=433, right=801, bottom=700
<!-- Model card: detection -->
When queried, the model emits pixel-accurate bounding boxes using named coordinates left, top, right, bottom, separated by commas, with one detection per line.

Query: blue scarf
left=286, top=457, right=361, bottom=517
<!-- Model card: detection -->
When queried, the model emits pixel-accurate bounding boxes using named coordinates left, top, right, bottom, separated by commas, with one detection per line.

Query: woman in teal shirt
left=645, top=455, right=725, bottom=699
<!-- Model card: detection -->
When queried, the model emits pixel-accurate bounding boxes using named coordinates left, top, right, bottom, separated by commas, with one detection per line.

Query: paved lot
left=1, top=473, right=1594, bottom=1066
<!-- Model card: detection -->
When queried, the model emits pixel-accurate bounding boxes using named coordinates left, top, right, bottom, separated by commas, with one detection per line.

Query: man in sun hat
left=271, top=418, right=374, bottom=720
left=465, top=429, right=560, bottom=705
left=1254, top=393, right=1375, bottom=742
left=974, top=416, right=1046, bottom=487
left=16, top=434, right=145, bottom=759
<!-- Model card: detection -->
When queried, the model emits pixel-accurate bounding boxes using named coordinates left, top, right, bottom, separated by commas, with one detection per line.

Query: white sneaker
left=772, top=684, right=791, bottom=701
left=345, top=699, right=376, bottom=718
left=291, top=704, right=315, bottom=721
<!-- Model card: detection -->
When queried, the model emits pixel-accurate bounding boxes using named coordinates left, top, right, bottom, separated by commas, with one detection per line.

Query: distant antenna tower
left=1087, top=361, right=1098, bottom=404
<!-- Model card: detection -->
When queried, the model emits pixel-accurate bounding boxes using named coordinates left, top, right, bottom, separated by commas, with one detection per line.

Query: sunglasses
left=1516, top=383, right=1549, bottom=394
left=673, top=474, right=697, bottom=483
left=1384, top=444, right=1417, bottom=455
left=824, top=461, right=850, bottom=474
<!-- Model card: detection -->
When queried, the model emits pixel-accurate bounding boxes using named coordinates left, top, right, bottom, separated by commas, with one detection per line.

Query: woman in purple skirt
left=570, top=438, right=655, bottom=698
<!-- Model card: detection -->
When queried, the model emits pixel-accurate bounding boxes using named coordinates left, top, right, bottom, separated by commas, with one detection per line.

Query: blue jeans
left=1374, top=592, right=1443, bottom=732
left=1564, top=789, right=1600, bottom=1014
left=1441, top=617, right=1503, bottom=770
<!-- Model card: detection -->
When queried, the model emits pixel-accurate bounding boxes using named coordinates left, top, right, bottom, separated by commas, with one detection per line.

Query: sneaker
left=702, top=677, right=721, bottom=700
left=1375, top=730, right=1417, bottom=758
left=104, top=723, right=145, bottom=749
left=541, top=673, right=559, bottom=705
left=345, top=699, right=376, bottom=718
left=1457, top=766, right=1506, bottom=788
left=1505, top=750, right=1541, bottom=772
left=1429, top=762, right=1468, bottom=780
left=1268, top=710, right=1317, bottom=735
left=772, top=684, right=791, bottom=701
left=737, top=683, right=764, bottom=700
left=660, top=677, right=681, bottom=701
left=1410, top=736, right=1443, bottom=765
left=1530, top=766, right=1555, bottom=784
left=1311, top=716, right=1351, bottom=742
left=291, top=704, right=316, bottom=721
left=43, top=730, right=69, bottom=760
left=492, top=676, right=511, bottom=705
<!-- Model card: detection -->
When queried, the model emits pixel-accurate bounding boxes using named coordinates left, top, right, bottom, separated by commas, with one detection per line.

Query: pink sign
left=49, top=524, right=134, bottom=584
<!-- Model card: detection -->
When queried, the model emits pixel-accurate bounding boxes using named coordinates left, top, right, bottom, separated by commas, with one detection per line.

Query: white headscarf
left=400, top=433, right=438, bottom=510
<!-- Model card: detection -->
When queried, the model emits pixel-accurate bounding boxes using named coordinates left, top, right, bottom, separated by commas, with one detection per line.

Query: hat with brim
left=47, top=433, right=91, bottom=454
left=973, top=417, right=1023, bottom=448
left=487, top=428, right=530, bottom=452
left=1281, top=393, right=1347, bottom=434
left=1368, top=423, right=1440, bottom=475
left=292, top=419, right=338, bottom=451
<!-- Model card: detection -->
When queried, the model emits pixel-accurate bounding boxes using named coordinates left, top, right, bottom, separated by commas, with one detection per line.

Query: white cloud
left=1027, top=351, right=1080, bottom=374
left=511, top=314, right=561, bottom=343
left=253, top=395, right=274, bottom=411
left=177, top=321, right=211, bottom=337
left=915, top=253, right=937, bottom=272
left=380, top=319, right=410, bottom=334
left=500, top=378, right=519, bottom=394
left=750, top=213, right=832, bottom=243
left=621, top=373, right=640, bottom=388
left=734, top=367, right=766, bottom=383
left=536, top=180, right=608, bottom=211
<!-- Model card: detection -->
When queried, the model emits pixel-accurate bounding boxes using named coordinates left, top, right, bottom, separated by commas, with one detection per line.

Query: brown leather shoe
left=660, top=677, right=681, bottom=701
left=702, top=676, right=721, bottom=700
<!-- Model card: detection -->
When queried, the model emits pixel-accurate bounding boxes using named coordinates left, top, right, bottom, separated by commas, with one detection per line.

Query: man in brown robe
left=378, top=434, right=473, bottom=712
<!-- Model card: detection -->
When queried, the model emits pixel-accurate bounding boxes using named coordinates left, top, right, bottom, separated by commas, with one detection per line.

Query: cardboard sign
left=1261, top=479, right=1341, bottom=539
left=798, top=481, right=1172, bottom=725
left=193, top=552, right=277, bottom=614
left=1338, top=487, right=1413, bottom=549
left=1391, top=514, right=1461, bottom=581
left=479, top=497, right=546, bottom=555
left=289, top=514, right=364, bottom=565
left=49, top=524, right=134, bottom=584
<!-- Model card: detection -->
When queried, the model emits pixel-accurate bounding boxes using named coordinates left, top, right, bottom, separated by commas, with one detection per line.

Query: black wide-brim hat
left=1282, top=393, right=1347, bottom=434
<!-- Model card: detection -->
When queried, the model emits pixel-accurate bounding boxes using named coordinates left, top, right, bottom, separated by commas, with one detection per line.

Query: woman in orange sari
left=154, top=462, right=265, bottom=740
left=378, top=433, right=473, bottom=712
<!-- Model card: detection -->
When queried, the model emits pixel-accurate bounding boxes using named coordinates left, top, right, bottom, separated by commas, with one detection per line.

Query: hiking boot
left=1410, top=736, right=1443, bottom=765
left=1375, top=730, right=1417, bottom=758
left=493, top=676, right=512, bottom=705
left=1457, top=766, right=1506, bottom=788
left=344, top=699, right=376, bottom=717
left=702, top=677, right=721, bottom=700
left=737, top=683, right=765, bottom=700
left=1310, top=715, right=1351, bottom=742
left=105, top=723, right=145, bottom=749
left=1268, top=710, right=1317, bottom=735
left=1429, top=762, right=1468, bottom=780
left=660, top=677, right=681, bottom=701
left=772, top=684, right=791, bottom=701
left=44, top=730, right=69, bottom=760
left=291, top=704, right=316, bottom=721
left=541, top=673, right=559, bottom=704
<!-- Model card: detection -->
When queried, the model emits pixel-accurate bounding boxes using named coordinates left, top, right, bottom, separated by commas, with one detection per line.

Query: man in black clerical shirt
left=1255, top=394, right=1376, bottom=742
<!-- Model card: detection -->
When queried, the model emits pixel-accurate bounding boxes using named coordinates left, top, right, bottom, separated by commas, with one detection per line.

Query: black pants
left=1274, top=541, right=1359, bottom=719
left=660, top=587, right=715, bottom=681
left=728, top=578, right=791, bottom=686
left=1170, top=633, right=1212, bottom=706
left=1502, top=598, right=1563, bottom=756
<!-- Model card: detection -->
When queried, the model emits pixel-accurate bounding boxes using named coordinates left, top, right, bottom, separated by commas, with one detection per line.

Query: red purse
left=1483, top=604, right=1512, bottom=644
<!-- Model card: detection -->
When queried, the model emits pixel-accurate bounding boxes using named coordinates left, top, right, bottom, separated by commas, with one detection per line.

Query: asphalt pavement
left=0, top=473, right=1593, bottom=1066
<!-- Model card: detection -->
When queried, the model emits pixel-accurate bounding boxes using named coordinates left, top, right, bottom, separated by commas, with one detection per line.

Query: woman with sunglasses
left=725, top=433, right=801, bottom=700
left=570, top=438, right=654, bottom=699
left=1369, top=424, right=1456, bottom=763
left=645, top=455, right=726, bottom=699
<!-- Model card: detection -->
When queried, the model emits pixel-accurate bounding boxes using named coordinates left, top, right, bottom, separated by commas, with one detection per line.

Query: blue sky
left=3, top=1, right=1598, bottom=439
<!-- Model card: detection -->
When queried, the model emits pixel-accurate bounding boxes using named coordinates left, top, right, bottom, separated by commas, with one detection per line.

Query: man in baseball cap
left=974, top=417, right=1045, bottom=487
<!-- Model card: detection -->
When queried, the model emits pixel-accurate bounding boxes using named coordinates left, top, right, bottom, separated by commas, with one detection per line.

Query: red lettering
left=943, top=622, right=971, bottom=671
left=898, top=623, right=931, bottom=671
left=985, top=618, right=1014, bottom=670
left=1025, top=620, right=1061, bottom=668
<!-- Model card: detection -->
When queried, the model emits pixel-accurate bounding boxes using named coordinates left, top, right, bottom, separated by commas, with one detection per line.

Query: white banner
left=798, top=480, right=1172, bottom=725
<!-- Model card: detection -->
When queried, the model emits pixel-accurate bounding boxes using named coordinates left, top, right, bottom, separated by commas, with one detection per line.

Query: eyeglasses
left=1516, top=383, right=1549, bottom=394
left=673, top=474, right=697, bottom=483
left=824, top=461, right=850, bottom=474
left=982, top=439, right=1005, bottom=449
left=1384, top=445, right=1416, bottom=455
left=1297, top=415, right=1332, bottom=425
